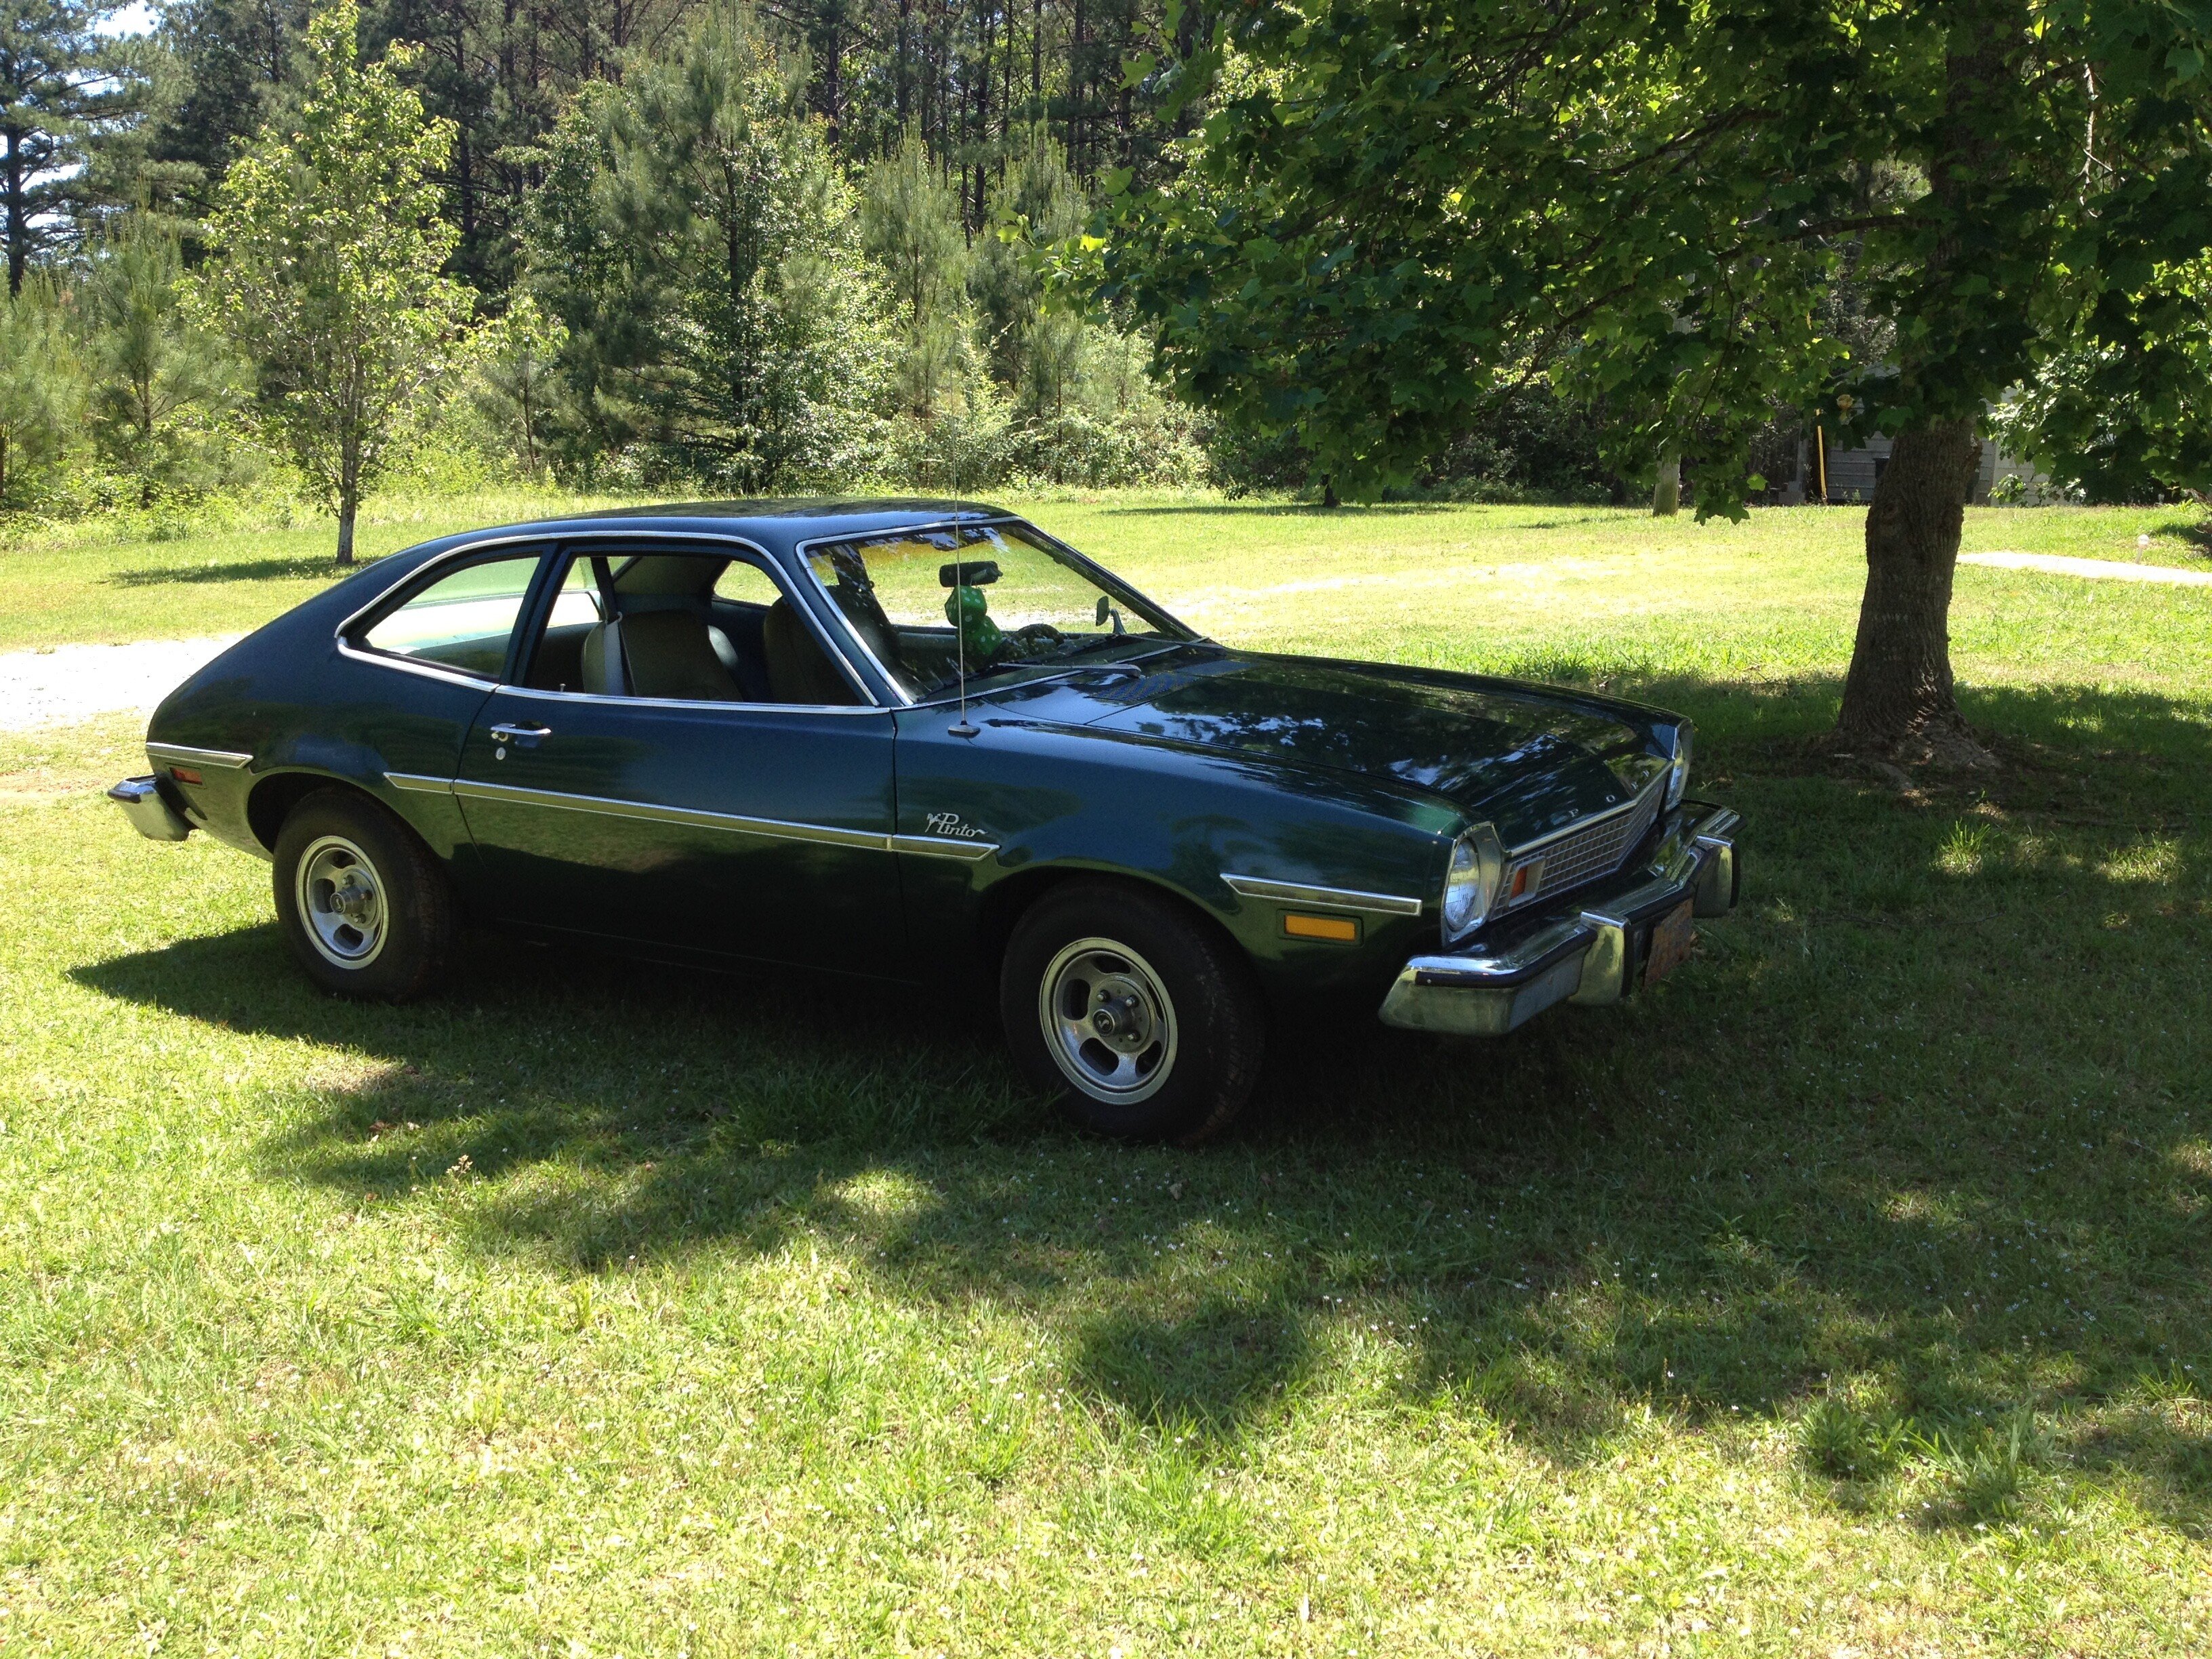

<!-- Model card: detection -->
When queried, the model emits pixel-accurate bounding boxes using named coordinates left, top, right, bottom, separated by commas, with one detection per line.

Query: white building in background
left=1780, top=432, right=2047, bottom=505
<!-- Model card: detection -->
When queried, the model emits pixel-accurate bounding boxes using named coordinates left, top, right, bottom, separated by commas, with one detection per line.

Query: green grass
left=3, top=487, right=2206, bottom=652
left=3, top=493, right=2209, bottom=1654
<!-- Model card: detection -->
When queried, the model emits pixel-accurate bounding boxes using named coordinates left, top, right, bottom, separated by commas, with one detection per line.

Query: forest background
left=0, top=0, right=1645, bottom=554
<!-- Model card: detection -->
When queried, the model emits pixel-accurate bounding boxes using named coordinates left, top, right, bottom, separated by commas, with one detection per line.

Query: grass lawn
left=2, top=493, right=2209, bottom=1654
left=1, top=487, right=2207, bottom=653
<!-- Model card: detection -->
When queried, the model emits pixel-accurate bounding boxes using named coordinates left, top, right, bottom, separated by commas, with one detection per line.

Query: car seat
left=581, top=609, right=746, bottom=701
left=761, top=601, right=860, bottom=705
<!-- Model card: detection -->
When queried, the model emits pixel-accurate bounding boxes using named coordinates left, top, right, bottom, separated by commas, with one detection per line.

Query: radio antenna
left=948, top=549, right=977, bottom=738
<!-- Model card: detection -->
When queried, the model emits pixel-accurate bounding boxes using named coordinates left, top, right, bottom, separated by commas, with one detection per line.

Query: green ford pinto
left=110, top=501, right=1740, bottom=1142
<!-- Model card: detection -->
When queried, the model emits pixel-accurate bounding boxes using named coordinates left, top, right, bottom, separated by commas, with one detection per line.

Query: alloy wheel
left=296, top=834, right=388, bottom=968
left=1038, top=937, right=1179, bottom=1104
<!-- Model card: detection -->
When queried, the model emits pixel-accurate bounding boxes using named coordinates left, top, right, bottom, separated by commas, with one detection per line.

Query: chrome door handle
left=487, top=722, right=552, bottom=750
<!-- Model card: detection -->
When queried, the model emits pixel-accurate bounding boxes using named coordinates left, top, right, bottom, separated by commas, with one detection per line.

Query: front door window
left=450, top=541, right=903, bottom=968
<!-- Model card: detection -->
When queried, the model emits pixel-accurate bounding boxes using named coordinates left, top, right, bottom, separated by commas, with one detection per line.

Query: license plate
left=1644, top=900, right=1697, bottom=987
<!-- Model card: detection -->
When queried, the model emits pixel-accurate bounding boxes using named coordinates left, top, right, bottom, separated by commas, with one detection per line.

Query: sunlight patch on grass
left=2, top=497, right=2208, bottom=1652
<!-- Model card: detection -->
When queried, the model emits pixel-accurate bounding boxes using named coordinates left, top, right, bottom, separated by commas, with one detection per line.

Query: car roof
left=440, top=498, right=1019, bottom=558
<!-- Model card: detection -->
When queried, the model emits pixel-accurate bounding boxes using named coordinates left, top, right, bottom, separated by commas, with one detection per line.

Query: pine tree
left=860, top=131, right=969, bottom=419
left=0, top=0, right=146, bottom=290
left=0, top=273, right=78, bottom=504
left=85, top=216, right=239, bottom=502
left=970, top=129, right=1081, bottom=414
left=192, top=0, right=475, bottom=563
left=527, top=3, right=889, bottom=489
left=470, top=291, right=565, bottom=478
left=141, top=0, right=313, bottom=222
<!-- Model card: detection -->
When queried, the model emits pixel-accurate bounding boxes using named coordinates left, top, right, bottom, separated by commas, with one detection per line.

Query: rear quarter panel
left=143, top=540, right=489, bottom=862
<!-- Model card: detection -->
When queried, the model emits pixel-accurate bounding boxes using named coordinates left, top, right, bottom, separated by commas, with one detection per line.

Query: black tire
left=272, top=787, right=455, bottom=1001
left=1000, top=880, right=1265, bottom=1144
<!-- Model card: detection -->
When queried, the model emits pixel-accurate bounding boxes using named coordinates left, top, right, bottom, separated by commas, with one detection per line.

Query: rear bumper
left=109, top=775, right=195, bottom=842
left=1377, top=800, right=1740, bottom=1038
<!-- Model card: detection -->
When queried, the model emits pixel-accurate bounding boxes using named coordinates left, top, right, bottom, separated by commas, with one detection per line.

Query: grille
left=1500, top=779, right=1662, bottom=912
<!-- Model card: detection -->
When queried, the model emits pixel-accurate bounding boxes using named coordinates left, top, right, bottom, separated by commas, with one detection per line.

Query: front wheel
left=1001, top=881, right=1264, bottom=1144
left=272, top=789, right=455, bottom=1001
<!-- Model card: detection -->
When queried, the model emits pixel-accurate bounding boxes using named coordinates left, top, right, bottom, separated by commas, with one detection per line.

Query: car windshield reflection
left=803, top=520, right=1194, bottom=699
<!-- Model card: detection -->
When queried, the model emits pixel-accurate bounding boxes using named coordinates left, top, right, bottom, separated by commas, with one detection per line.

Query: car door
left=449, top=539, right=905, bottom=972
left=335, top=541, right=554, bottom=856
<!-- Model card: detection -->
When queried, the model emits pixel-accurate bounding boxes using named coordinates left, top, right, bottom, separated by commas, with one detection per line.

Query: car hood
left=1027, top=649, right=1669, bottom=847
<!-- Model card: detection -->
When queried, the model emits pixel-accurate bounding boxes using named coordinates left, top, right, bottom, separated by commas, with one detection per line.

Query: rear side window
left=358, top=553, right=543, bottom=679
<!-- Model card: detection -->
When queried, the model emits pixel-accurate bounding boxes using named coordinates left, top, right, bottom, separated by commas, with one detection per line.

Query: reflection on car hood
left=1043, top=649, right=1668, bottom=847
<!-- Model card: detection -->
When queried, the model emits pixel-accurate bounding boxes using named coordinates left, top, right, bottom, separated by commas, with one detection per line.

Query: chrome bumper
left=109, top=775, right=194, bottom=842
left=1378, top=801, right=1740, bottom=1038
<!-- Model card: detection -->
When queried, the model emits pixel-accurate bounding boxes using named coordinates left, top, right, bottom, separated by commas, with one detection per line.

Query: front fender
left=893, top=706, right=1454, bottom=1002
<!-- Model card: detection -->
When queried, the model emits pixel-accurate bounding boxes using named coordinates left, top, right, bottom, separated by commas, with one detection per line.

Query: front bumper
left=1378, top=800, right=1740, bottom=1038
left=109, top=775, right=195, bottom=842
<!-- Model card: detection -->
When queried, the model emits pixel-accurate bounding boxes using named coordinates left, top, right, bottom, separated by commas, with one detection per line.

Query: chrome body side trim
left=484, top=684, right=886, bottom=718
left=386, top=773, right=457, bottom=794
left=451, top=777, right=885, bottom=849
left=447, top=775, right=999, bottom=859
left=1221, top=873, right=1425, bottom=916
left=147, top=741, right=253, bottom=771
left=1378, top=801, right=1740, bottom=1038
left=886, top=833, right=998, bottom=862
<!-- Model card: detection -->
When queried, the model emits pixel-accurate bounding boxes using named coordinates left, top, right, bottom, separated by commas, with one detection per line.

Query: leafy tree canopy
left=1105, top=0, right=2212, bottom=507
left=1094, top=0, right=2212, bottom=747
left=192, top=0, right=476, bottom=562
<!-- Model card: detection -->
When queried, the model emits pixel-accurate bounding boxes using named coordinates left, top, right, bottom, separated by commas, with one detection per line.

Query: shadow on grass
left=69, top=674, right=2212, bottom=1529
left=107, top=552, right=382, bottom=588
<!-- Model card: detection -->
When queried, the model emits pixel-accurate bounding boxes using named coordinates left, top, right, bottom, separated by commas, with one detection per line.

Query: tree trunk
left=1830, top=1, right=2010, bottom=763
left=1834, top=419, right=1984, bottom=752
left=1650, top=444, right=1680, bottom=516
left=896, top=0, right=911, bottom=123
left=335, top=455, right=360, bottom=567
left=1320, top=474, right=1339, bottom=509
left=4, top=128, right=23, bottom=298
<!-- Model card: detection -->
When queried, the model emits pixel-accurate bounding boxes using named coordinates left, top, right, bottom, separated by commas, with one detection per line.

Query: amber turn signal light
left=169, top=766, right=204, bottom=786
left=1282, top=912, right=1358, bottom=943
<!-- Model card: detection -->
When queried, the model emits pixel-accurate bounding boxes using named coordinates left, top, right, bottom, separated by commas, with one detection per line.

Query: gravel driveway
left=1960, top=551, right=2212, bottom=586
left=0, top=636, right=242, bottom=733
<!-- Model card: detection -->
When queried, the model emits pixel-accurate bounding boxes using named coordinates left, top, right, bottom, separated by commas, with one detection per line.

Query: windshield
left=804, top=520, right=1193, bottom=700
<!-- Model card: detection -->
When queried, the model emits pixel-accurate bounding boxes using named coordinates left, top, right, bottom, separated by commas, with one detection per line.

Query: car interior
left=523, top=551, right=870, bottom=706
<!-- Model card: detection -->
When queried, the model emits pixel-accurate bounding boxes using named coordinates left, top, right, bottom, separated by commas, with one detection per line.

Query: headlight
left=1441, top=823, right=1506, bottom=939
left=1664, top=722, right=1694, bottom=806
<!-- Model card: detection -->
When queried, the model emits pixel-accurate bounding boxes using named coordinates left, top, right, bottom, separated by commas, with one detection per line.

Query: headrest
left=609, top=554, right=724, bottom=598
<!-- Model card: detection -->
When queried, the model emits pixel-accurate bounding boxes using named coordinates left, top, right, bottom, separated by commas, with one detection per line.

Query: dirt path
left=1960, top=551, right=2212, bottom=586
left=0, top=636, right=242, bottom=733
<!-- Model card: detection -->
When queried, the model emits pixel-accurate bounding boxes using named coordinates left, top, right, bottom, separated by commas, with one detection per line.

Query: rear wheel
left=1001, top=881, right=1264, bottom=1144
left=272, top=789, right=455, bottom=1000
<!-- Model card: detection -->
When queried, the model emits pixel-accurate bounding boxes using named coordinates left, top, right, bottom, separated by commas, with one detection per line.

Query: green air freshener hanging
left=945, top=582, right=1004, bottom=662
